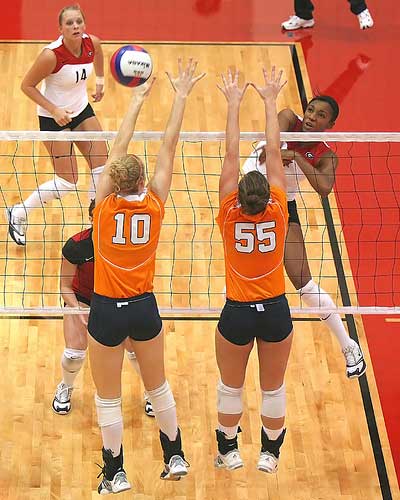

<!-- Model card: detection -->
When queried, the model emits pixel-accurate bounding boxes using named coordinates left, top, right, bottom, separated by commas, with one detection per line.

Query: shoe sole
left=52, top=399, right=71, bottom=415
left=347, top=362, right=367, bottom=379
left=5, top=208, right=26, bottom=246
left=111, top=484, right=131, bottom=494
left=161, top=466, right=189, bottom=481
left=257, top=465, right=278, bottom=474
left=281, top=22, right=315, bottom=30
left=52, top=404, right=71, bottom=415
left=215, top=458, right=244, bottom=470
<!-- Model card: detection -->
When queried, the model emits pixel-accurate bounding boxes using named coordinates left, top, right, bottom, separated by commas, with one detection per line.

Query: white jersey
left=242, top=141, right=306, bottom=202
left=37, top=34, right=95, bottom=118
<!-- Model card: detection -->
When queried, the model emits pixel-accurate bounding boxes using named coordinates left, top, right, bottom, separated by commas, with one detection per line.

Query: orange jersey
left=92, top=189, right=164, bottom=298
left=216, top=186, right=288, bottom=302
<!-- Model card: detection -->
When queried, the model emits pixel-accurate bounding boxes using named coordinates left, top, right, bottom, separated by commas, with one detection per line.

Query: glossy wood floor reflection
left=0, top=42, right=399, bottom=499
left=0, top=316, right=398, bottom=499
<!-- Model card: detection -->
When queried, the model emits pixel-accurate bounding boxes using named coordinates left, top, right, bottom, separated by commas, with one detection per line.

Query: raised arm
left=96, top=78, right=155, bottom=205
left=148, top=59, right=205, bottom=203
left=251, top=67, right=287, bottom=192
left=217, top=69, right=249, bottom=202
left=95, top=78, right=155, bottom=205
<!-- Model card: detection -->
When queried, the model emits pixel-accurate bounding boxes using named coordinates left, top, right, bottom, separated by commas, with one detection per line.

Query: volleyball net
left=0, top=131, right=399, bottom=316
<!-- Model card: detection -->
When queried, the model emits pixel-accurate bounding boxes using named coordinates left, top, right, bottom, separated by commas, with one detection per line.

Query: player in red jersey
left=215, top=67, right=293, bottom=474
left=88, top=59, right=204, bottom=494
left=243, top=96, right=366, bottom=379
left=52, top=199, right=154, bottom=418
left=8, top=5, right=107, bottom=246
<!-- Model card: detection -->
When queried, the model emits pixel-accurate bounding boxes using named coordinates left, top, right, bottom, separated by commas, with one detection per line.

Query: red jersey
left=216, top=186, right=288, bottom=302
left=287, top=116, right=331, bottom=166
left=62, top=227, right=94, bottom=302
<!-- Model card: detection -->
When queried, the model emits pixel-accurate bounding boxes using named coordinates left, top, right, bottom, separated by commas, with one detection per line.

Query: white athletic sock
left=147, top=381, right=177, bottom=441
left=95, top=395, right=123, bottom=457
left=13, top=176, right=76, bottom=216
left=61, top=348, right=86, bottom=387
left=263, top=426, right=284, bottom=441
left=88, top=165, right=104, bottom=201
left=101, top=422, right=123, bottom=457
left=298, top=279, right=353, bottom=350
left=218, top=423, right=239, bottom=439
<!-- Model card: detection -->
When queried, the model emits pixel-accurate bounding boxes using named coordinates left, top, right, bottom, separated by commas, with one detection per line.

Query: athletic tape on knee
left=261, top=384, right=286, bottom=419
left=147, top=381, right=176, bottom=413
left=217, top=380, right=243, bottom=415
left=298, top=279, right=335, bottom=319
left=95, top=394, right=122, bottom=427
left=61, top=348, right=86, bottom=372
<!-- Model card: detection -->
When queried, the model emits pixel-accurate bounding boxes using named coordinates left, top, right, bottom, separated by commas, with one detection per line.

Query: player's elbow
left=318, top=183, right=333, bottom=198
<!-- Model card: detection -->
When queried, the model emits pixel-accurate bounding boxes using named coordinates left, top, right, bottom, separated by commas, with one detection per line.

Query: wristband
left=96, top=76, right=105, bottom=86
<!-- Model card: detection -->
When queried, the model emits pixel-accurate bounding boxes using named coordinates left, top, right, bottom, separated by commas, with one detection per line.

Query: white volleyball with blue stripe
left=110, top=45, right=153, bottom=87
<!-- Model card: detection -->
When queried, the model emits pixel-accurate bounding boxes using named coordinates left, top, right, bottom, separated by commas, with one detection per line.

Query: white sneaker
left=342, top=341, right=367, bottom=378
left=358, top=9, right=373, bottom=29
left=6, top=205, right=27, bottom=246
left=215, top=450, right=244, bottom=470
left=257, top=451, right=279, bottom=473
left=52, top=382, right=73, bottom=415
left=98, top=470, right=131, bottom=495
left=160, top=455, right=189, bottom=480
left=281, top=15, right=315, bottom=31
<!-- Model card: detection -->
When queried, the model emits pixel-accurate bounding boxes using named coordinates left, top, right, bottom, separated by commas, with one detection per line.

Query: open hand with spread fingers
left=251, top=66, right=287, bottom=101
left=166, top=58, right=206, bottom=97
left=217, top=68, right=249, bottom=105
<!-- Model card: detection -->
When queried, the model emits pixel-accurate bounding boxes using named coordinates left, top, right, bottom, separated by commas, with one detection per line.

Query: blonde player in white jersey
left=243, top=96, right=366, bottom=379
left=7, top=4, right=108, bottom=246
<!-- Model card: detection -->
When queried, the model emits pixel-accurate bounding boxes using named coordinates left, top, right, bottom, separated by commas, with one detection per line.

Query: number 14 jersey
left=37, top=34, right=95, bottom=118
left=92, top=190, right=164, bottom=298
left=217, top=186, right=288, bottom=302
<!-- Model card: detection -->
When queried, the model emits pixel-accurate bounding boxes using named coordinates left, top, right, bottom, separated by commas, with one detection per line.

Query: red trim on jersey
left=52, top=35, right=95, bottom=74
left=286, top=117, right=331, bottom=167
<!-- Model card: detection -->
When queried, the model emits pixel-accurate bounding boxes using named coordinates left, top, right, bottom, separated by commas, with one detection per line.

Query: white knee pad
left=95, top=394, right=122, bottom=427
left=217, top=380, right=243, bottom=415
left=53, top=176, right=77, bottom=199
left=261, top=384, right=286, bottom=419
left=61, top=348, right=86, bottom=373
left=147, top=381, right=176, bottom=413
left=298, top=279, right=335, bottom=320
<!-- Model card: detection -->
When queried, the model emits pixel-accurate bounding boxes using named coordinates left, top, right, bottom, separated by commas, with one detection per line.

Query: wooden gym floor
left=0, top=42, right=398, bottom=499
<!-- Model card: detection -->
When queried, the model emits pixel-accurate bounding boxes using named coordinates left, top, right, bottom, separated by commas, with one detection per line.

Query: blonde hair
left=109, top=155, right=145, bottom=193
left=238, top=170, right=270, bottom=215
left=58, top=5, right=85, bottom=26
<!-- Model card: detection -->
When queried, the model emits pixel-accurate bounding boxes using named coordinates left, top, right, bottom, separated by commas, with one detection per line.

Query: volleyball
left=110, top=45, right=153, bottom=87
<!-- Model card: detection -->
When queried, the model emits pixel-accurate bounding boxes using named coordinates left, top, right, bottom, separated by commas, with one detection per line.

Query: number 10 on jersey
left=112, top=213, right=151, bottom=245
